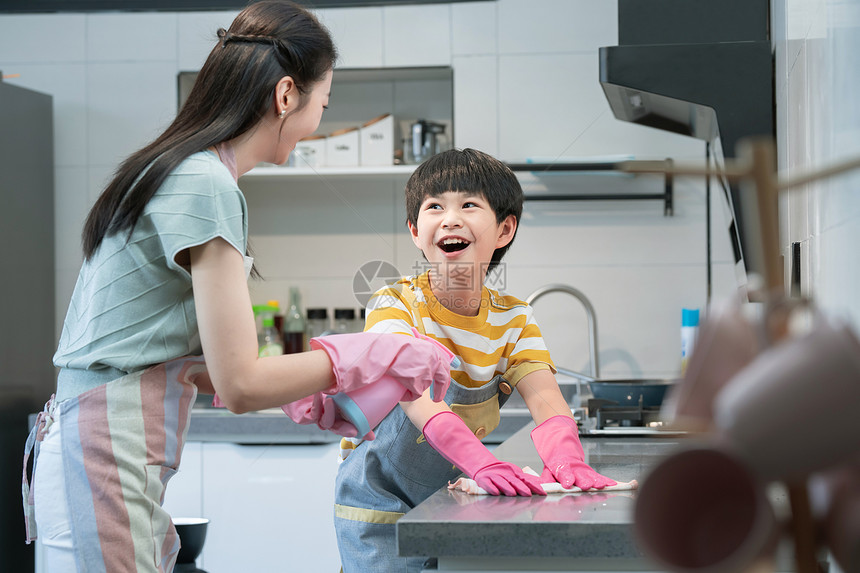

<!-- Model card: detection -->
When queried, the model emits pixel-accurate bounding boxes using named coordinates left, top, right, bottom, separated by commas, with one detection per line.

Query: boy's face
left=408, top=190, right=516, bottom=283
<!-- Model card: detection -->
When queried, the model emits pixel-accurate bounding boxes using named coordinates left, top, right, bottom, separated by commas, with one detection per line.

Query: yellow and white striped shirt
left=339, top=271, right=554, bottom=461
left=367, top=271, right=554, bottom=387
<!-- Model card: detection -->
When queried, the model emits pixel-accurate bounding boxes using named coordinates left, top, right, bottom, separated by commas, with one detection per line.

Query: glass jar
left=306, top=308, right=330, bottom=340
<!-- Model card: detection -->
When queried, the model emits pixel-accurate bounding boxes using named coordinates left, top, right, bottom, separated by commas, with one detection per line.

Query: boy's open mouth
left=438, top=238, right=470, bottom=253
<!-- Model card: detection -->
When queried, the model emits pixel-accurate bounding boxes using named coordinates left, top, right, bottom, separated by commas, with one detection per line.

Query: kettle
left=409, top=120, right=447, bottom=164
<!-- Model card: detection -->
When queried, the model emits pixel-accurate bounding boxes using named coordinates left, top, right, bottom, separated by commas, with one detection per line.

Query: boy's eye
left=425, top=202, right=442, bottom=210
left=463, top=201, right=478, bottom=208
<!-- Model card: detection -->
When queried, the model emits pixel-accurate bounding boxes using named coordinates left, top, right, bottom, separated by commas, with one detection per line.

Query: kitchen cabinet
left=162, top=440, right=342, bottom=572
left=181, top=66, right=454, bottom=175
left=311, top=66, right=453, bottom=149
left=157, top=404, right=519, bottom=573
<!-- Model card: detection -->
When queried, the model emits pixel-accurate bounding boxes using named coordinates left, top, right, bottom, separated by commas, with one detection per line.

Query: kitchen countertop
left=187, top=404, right=340, bottom=444
left=396, top=423, right=687, bottom=571
left=185, top=395, right=530, bottom=445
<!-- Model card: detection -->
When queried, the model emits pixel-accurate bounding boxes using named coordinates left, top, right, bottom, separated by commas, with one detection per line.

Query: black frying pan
left=556, top=367, right=674, bottom=408
left=588, top=379, right=673, bottom=408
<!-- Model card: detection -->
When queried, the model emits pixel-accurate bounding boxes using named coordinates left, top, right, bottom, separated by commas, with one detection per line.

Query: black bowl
left=173, top=517, right=209, bottom=564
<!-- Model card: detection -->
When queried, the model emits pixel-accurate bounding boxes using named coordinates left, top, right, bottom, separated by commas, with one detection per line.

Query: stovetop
left=579, top=398, right=683, bottom=436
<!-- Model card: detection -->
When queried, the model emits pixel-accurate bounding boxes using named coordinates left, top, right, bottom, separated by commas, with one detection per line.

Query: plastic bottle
left=284, top=287, right=306, bottom=354
left=253, top=304, right=284, bottom=357
left=681, top=308, right=700, bottom=374
left=332, top=332, right=461, bottom=438
left=268, top=299, right=284, bottom=340
left=306, top=308, right=330, bottom=341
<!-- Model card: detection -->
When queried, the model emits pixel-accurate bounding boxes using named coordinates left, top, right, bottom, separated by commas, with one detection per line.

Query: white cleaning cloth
left=447, top=466, right=638, bottom=495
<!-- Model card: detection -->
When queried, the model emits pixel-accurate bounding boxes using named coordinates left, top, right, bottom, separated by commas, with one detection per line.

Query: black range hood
left=599, top=0, right=774, bottom=278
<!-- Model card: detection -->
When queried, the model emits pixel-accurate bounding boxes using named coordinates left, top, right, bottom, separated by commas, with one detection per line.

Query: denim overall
left=334, top=374, right=512, bottom=573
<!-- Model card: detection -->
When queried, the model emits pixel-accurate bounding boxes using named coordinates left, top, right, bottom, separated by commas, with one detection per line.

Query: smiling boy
left=333, top=148, right=615, bottom=573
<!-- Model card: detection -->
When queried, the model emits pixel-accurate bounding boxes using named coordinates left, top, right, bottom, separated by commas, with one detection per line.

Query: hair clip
left=217, top=28, right=231, bottom=48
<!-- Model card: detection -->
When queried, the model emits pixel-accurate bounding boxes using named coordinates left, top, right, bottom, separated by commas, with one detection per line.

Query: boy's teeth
left=438, top=238, right=470, bottom=253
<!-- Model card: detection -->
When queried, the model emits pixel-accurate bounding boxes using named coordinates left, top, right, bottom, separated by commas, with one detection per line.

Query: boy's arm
left=515, top=368, right=575, bottom=425
left=401, top=367, right=572, bottom=430
left=403, top=389, right=545, bottom=496
left=517, top=368, right=617, bottom=490
left=399, top=387, right=452, bottom=428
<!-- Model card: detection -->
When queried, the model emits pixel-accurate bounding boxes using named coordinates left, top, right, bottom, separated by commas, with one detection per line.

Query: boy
left=334, top=148, right=615, bottom=572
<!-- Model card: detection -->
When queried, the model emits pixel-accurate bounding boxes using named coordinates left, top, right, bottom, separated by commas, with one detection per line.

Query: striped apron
left=22, top=356, right=204, bottom=572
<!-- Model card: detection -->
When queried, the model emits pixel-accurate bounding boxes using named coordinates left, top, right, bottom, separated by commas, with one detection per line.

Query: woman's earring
left=278, top=109, right=287, bottom=119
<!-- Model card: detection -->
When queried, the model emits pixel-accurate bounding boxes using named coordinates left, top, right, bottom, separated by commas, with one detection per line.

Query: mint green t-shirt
left=53, top=150, right=248, bottom=400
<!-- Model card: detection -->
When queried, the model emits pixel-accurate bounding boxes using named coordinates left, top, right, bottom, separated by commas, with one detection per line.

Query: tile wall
left=0, top=0, right=741, bottom=380
left=774, top=0, right=860, bottom=331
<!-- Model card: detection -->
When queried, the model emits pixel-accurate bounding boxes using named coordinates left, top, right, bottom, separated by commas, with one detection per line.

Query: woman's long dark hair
left=82, top=0, right=337, bottom=259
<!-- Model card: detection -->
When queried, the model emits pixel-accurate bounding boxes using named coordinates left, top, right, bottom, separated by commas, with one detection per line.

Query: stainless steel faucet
left=525, top=284, right=600, bottom=379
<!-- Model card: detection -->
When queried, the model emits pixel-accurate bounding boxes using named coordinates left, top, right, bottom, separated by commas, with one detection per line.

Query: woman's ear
left=275, top=76, right=297, bottom=117
left=495, top=215, right=517, bottom=248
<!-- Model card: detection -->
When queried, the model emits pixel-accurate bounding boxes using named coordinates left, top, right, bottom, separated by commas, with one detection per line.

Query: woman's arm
left=516, top=368, right=575, bottom=425
left=189, top=237, right=335, bottom=413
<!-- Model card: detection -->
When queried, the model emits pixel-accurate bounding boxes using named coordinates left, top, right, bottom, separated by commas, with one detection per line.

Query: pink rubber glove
left=281, top=393, right=370, bottom=439
left=531, top=415, right=617, bottom=490
left=423, top=411, right=546, bottom=497
left=310, top=331, right=452, bottom=401
left=282, top=332, right=453, bottom=437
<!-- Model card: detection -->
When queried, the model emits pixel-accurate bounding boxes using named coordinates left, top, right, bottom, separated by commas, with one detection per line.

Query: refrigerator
left=0, top=75, right=55, bottom=571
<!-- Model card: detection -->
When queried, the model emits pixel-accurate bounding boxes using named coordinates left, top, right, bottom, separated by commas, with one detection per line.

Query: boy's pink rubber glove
left=531, top=415, right=617, bottom=490
left=423, top=411, right=546, bottom=497
left=281, top=332, right=453, bottom=436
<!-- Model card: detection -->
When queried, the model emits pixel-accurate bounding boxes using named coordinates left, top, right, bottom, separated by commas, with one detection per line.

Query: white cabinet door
left=197, top=442, right=342, bottom=573
left=162, top=441, right=204, bottom=520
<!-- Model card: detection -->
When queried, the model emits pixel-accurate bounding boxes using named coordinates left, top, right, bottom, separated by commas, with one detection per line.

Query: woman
left=22, top=2, right=451, bottom=571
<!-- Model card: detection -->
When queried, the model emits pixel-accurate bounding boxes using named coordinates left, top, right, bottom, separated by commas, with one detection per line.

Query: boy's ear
left=495, top=215, right=517, bottom=248
left=407, top=220, right=421, bottom=248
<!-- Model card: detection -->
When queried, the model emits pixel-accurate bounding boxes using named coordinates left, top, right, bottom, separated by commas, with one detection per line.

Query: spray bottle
left=681, top=308, right=700, bottom=374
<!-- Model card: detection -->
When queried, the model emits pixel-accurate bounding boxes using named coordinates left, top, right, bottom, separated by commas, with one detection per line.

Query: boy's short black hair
left=405, top=148, right=523, bottom=271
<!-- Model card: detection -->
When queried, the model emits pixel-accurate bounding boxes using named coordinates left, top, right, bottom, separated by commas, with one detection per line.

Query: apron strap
left=22, top=394, right=55, bottom=543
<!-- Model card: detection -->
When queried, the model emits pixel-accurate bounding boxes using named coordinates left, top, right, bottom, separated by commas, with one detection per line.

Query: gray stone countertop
left=187, top=406, right=340, bottom=444
left=186, top=395, right=531, bottom=445
left=396, top=422, right=687, bottom=562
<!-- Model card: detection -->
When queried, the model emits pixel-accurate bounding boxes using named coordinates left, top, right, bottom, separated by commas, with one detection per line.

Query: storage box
left=359, top=113, right=394, bottom=166
left=325, top=127, right=360, bottom=167
left=290, top=135, right=326, bottom=168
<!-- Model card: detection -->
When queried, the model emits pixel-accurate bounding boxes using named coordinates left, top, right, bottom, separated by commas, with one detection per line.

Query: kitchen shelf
left=242, top=165, right=417, bottom=180
left=241, top=159, right=675, bottom=215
